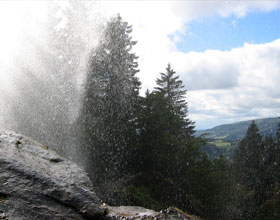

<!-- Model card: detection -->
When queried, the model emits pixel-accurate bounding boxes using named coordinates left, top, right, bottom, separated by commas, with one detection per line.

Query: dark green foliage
left=135, top=91, right=189, bottom=176
left=134, top=86, right=201, bottom=180
left=125, top=185, right=162, bottom=211
left=124, top=171, right=204, bottom=216
left=232, top=121, right=280, bottom=220
left=77, top=14, right=140, bottom=184
left=234, top=121, right=264, bottom=190
left=201, top=140, right=237, bottom=160
left=257, top=185, right=280, bottom=220
left=74, top=13, right=279, bottom=220
left=127, top=69, right=212, bottom=218
left=233, top=121, right=264, bottom=219
left=155, top=64, right=195, bottom=136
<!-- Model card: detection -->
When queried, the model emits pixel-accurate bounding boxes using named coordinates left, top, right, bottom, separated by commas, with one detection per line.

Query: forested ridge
left=0, top=1, right=278, bottom=219
left=74, top=15, right=280, bottom=220
left=196, top=118, right=280, bottom=160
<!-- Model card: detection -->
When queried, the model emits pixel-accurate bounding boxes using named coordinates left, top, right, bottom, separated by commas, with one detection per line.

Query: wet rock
left=104, top=206, right=205, bottom=220
left=105, top=205, right=159, bottom=219
left=0, top=130, right=106, bottom=220
left=0, top=130, right=204, bottom=220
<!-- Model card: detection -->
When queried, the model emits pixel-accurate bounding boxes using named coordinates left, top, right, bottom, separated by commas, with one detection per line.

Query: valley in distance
left=195, top=117, right=280, bottom=159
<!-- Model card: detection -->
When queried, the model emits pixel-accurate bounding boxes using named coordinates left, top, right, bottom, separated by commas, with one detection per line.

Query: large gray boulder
left=0, top=130, right=106, bottom=219
left=0, top=130, right=204, bottom=220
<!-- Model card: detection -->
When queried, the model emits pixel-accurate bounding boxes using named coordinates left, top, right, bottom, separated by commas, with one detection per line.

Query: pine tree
left=233, top=121, right=266, bottom=219
left=255, top=122, right=280, bottom=220
left=265, top=120, right=280, bottom=186
left=78, top=14, right=140, bottom=184
left=155, top=63, right=195, bottom=136
left=136, top=91, right=182, bottom=175
left=276, top=119, right=280, bottom=143
left=135, top=78, right=202, bottom=179
left=234, top=121, right=263, bottom=190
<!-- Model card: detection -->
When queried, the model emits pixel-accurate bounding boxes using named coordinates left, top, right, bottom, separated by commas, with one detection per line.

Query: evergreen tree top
left=155, top=63, right=188, bottom=118
left=155, top=63, right=186, bottom=98
left=154, top=63, right=195, bottom=136
left=86, top=14, right=140, bottom=92
left=276, top=118, right=280, bottom=143
left=245, top=121, right=262, bottom=139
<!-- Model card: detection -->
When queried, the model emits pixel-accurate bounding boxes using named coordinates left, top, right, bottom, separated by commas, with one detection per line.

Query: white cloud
left=170, top=50, right=241, bottom=90
left=99, top=0, right=280, bottom=129
left=179, top=39, right=280, bottom=128
left=1, top=0, right=280, bottom=129
left=100, top=1, right=280, bottom=93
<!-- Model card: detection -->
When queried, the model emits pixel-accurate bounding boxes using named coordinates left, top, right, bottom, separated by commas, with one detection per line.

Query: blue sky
left=1, top=1, right=280, bottom=131
left=174, top=8, right=280, bottom=53
left=158, top=5, right=280, bottom=129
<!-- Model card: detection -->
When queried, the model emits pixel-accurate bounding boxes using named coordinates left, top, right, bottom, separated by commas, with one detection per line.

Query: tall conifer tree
left=78, top=14, right=140, bottom=184
left=234, top=121, right=263, bottom=190
left=233, top=121, right=266, bottom=219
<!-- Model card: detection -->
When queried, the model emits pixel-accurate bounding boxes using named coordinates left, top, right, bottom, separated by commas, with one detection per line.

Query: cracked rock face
left=0, top=130, right=204, bottom=220
left=0, top=130, right=106, bottom=220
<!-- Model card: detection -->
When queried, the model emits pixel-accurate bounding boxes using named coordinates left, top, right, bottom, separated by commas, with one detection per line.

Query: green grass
left=216, top=135, right=228, bottom=139
left=208, top=140, right=231, bottom=148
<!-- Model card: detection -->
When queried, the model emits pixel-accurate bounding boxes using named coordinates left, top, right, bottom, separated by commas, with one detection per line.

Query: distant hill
left=195, top=117, right=279, bottom=159
left=196, top=117, right=279, bottom=141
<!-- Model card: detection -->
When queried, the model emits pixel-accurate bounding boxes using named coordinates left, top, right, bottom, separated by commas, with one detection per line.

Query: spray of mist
left=0, top=1, right=109, bottom=162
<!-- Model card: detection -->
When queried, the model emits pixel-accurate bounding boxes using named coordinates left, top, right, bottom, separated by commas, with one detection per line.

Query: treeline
left=76, top=15, right=280, bottom=220
left=232, top=121, right=280, bottom=220
left=3, top=1, right=278, bottom=217
left=75, top=14, right=210, bottom=218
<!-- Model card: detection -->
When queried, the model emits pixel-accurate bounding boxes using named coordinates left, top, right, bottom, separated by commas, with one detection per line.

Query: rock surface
left=0, top=130, right=204, bottom=220
left=0, top=130, right=105, bottom=219
left=105, top=206, right=204, bottom=220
